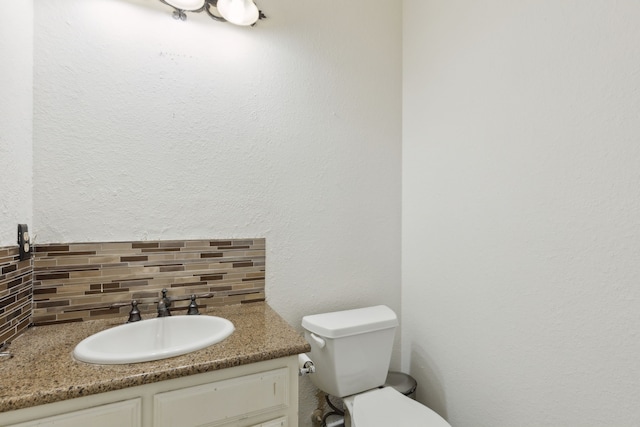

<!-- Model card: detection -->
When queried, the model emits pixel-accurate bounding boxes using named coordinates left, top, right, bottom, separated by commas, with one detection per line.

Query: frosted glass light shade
left=216, top=0, right=259, bottom=26
left=164, top=0, right=205, bottom=11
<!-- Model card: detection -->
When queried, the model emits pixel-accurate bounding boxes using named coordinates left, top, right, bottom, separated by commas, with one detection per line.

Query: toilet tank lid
left=302, top=305, right=398, bottom=338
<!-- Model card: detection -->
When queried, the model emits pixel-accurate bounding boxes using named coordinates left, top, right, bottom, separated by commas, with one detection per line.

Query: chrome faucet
left=157, top=288, right=172, bottom=317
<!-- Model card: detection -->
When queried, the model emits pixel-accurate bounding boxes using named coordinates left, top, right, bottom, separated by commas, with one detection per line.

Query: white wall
left=0, top=1, right=33, bottom=247
left=33, top=1, right=402, bottom=424
left=403, top=1, right=640, bottom=426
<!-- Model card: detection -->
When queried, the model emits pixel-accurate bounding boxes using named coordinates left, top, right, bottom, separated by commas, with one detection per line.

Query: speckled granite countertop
left=0, top=302, right=310, bottom=413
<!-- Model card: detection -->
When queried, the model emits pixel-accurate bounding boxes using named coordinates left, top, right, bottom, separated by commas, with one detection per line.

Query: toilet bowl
left=301, top=305, right=451, bottom=427
left=343, top=387, right=450, bottom=427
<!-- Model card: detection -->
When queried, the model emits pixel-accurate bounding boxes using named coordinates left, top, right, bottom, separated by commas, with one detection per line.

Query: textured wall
left=33, top=0, right=402, bottom=424
left=0, top=1, right=33, bottom=246
left=403, top=1, right=640, bottom=426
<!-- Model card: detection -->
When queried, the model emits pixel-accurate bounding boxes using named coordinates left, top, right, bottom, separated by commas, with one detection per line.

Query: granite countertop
left=0, top=302, right=310, bottom=413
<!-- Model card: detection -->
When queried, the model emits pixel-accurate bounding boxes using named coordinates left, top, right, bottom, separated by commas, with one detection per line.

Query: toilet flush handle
left=309, top=333, right=326, bottom=349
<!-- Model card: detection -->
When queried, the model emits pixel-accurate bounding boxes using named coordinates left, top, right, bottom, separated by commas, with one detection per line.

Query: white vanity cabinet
left=0, top=357, right=298, bottom=427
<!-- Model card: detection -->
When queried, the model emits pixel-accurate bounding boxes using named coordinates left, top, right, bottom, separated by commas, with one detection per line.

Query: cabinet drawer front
left=8, top=398, right=141, bottom=427
left=154, top=368, right=289, bottom=427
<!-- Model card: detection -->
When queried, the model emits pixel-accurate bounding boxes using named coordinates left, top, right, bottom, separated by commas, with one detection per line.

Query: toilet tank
left=301, top=305, right=398, bottom=397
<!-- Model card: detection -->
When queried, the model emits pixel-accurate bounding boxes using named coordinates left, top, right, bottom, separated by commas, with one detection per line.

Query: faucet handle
left=161, top=288, right=172, bottom=307
left=187, top=295, right=200, bottom=315
left=127, top=300, right=142, bottom=323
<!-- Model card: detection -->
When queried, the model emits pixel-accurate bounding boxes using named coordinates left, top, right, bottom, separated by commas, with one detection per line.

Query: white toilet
left=302, top=305, right=451, bottom=427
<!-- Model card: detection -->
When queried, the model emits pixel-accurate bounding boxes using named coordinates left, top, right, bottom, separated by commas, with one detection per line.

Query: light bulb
left=216, top=0, right=259, bottom=26
left=164, top=0, right=205, bottom=11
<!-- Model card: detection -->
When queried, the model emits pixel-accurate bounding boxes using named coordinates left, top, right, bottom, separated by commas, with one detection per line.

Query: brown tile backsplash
left=0, top=247, right=33, bottom=347
left=0, top=238, right=265, bottom=341
left=31, top=238, right=266, bottom=326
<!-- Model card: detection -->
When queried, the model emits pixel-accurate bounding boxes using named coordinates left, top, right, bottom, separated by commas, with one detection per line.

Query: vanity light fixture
left=159, top=0, right=265, bottom=26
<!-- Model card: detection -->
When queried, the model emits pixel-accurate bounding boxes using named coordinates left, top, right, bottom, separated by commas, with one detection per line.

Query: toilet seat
left=344, top=387, right=451, bottom=427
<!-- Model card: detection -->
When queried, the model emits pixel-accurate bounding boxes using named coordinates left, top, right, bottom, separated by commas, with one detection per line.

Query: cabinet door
left=154, top=368, right=289, bottom=427
left=252, top=416, right=287, bottom=427
left=8, top=398, right=141, bottom=427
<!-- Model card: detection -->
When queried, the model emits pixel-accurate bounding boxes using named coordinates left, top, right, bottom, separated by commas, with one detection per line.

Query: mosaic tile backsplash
left=0, top=247, right=32, bottom=345
left=32, top=239, right=265, bottom=326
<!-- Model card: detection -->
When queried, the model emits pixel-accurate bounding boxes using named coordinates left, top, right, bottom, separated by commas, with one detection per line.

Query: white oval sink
left=73, top=315, right=234, bottom=364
